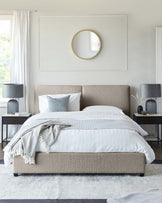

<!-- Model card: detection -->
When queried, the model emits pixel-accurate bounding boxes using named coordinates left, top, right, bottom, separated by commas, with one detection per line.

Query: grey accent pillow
left=46, top=95, right=70, bottom=112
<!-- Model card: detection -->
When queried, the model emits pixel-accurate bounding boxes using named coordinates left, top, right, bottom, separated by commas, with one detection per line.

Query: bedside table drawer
left=2, top=116, right=31, bottom=125
left=133, top=114, right=162, bottom=124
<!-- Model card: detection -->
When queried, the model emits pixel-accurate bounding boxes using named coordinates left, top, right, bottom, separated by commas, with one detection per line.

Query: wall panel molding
left=39, top=15, right=128, bottom=71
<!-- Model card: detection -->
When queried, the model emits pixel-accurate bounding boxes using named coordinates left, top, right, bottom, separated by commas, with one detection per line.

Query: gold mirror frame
left=71, top=29, right=102, bottom=60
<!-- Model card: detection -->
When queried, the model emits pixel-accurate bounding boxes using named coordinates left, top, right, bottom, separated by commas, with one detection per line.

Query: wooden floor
left=0, top=142, right=162, bottom=162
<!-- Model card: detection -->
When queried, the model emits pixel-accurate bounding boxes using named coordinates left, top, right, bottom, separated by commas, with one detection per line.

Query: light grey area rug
left=0, top=164, right=162, bottom=199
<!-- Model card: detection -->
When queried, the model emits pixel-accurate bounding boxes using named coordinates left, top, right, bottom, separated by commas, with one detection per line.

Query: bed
left=7, top=85, right=154, bottom=176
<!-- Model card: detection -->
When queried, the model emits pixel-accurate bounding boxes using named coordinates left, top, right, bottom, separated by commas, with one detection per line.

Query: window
left=0, top=15, right=12, bottom=102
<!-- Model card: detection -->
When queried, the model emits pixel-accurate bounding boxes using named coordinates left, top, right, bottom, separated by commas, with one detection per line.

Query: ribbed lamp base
left=145, top=99, right=157, bottom=114
left=7, top=99, right=19, bottom=114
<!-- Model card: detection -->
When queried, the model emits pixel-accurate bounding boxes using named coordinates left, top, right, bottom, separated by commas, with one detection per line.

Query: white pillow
left=82, top=105, right=124, bottom=114
left=39, top=92, right=81, bottom=113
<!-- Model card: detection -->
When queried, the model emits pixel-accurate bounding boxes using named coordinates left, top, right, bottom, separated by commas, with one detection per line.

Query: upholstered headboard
left=35, top=85, right=130, bottom=115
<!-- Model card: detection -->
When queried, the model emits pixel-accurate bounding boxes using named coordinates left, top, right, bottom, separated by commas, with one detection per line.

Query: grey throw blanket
left=4, top=120, right=70, bottom=165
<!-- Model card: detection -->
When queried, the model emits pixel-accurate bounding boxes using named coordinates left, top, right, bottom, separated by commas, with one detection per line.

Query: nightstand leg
left=1, top=121, right=3, bottom=149
left=159, top=124, right=162, bottom=147
left=6, top=124, right=8, bottom=144
left=157, top=124, right=160, bottom=144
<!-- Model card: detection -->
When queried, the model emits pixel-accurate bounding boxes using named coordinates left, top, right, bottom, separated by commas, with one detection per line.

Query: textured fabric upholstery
left=82, top=85, right=130, bottom=115
left=13, top=152, right=145, bottom=174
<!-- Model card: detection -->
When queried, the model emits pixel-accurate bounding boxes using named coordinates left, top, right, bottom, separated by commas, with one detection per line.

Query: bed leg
left=139, top=173, right=144, bottom=177
left=13, top=173, right=18, bottom=177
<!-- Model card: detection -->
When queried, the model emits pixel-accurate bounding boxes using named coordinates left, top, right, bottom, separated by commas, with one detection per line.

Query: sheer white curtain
left=10, top=10, right=30, bottom=112
left=9, top=11, right=30, bottom=137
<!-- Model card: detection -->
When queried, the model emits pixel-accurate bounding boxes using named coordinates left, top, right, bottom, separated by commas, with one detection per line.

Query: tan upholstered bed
left=13, top=85, right=146, bottom=176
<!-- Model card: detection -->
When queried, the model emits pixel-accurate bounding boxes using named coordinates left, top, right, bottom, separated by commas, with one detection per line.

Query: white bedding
left=21, top=111, right=154, bottom=163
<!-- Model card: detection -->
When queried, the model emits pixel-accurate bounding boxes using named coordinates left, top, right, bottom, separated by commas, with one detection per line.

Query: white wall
left=39, top=15, right=127, bottom=71
left=1, top=0, right=162, bottom=136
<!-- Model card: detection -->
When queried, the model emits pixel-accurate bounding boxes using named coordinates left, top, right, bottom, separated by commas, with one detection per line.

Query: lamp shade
left=140, top=84, right=161, bottom=98
left=2, top=83, right=23, bottom=98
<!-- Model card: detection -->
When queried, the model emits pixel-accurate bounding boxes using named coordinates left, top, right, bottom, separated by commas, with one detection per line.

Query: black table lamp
left=140, top=84, right=161, bottom=114
left=2, top=83, right=23, bottom=114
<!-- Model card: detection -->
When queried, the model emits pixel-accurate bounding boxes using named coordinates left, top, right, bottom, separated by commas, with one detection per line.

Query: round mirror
left=71, top=29, right=101, bottom=60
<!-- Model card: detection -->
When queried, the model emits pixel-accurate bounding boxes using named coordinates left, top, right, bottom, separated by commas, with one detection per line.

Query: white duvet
left=4, top=109, right=155, bottom=164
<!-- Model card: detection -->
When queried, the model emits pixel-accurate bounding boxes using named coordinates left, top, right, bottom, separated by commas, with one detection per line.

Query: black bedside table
left=1, top=113, right=31, bottom=148
left=133, top=113, right=162, bottom=143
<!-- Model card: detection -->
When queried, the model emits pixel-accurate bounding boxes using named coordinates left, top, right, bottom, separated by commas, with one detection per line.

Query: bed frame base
left=13, top=152, right=145, bottom=175
left=13, top=173, right=145, bottom=177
